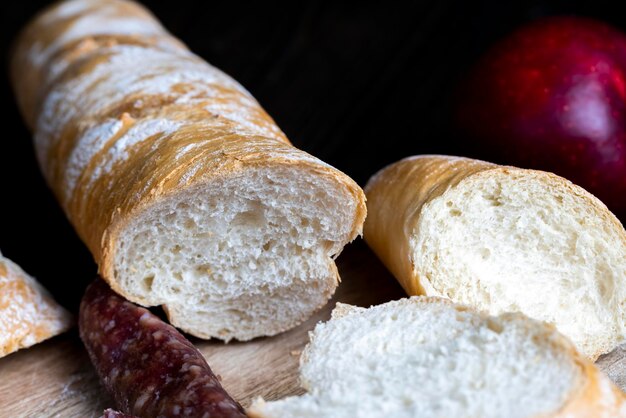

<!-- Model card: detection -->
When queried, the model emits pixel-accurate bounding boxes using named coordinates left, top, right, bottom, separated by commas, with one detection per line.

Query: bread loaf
left=11, top=0, right=366, bottom=341
left=364, top=155, right=626, bottom=359
left=248, top=297, right=626, bottom=418
left=0, top=252, right=72, bottom=358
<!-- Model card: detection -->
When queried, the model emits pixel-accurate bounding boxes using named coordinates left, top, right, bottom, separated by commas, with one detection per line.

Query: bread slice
left=248, top=297, right=626, bottom=418
left=0, top=252, right=73, bottom=357
left=11, top=0, right=366, bottom=341
left=364, top=155, right=626, bottom=360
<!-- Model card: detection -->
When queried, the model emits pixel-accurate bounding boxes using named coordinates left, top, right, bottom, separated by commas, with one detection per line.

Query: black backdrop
left=1, top=0, right=625, bottom=309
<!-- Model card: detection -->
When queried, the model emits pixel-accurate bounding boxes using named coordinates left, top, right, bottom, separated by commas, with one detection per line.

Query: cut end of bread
left=364, top=155, right=626, bottom=360
left=248, top=297, right=625, bottom=418
left=413, top=165, right=626, bottom=359
left=0, top=254, right=73, bottom=358
left=108, top=164, right=363, bottom=340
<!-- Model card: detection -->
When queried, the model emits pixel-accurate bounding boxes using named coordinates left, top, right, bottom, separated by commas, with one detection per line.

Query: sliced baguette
left=0, top=252, right=72, bottom=358
left=11, top=0, right=366, bottom=341
left=248, top=297, right=626, bottom=418
left=364, top=155, right=626, bottom=360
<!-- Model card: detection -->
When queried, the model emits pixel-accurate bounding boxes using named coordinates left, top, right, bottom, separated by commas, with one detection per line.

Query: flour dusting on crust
left=0, top=254, right=72, bottom=358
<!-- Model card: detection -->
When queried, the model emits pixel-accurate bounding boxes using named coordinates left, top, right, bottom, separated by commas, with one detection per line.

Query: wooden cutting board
left=1, top=241, right=625, bottom=417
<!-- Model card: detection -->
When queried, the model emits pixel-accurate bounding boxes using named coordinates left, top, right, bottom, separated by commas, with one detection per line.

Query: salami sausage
left=80, top=279, right=247, bottom=418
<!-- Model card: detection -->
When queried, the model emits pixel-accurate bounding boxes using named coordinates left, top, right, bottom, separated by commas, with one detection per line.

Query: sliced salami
left=80, top=279, right=247, bottom=418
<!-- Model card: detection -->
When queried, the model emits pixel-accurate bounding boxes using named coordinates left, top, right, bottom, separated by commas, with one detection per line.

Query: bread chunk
left=364, top=155, right=626, bottom=359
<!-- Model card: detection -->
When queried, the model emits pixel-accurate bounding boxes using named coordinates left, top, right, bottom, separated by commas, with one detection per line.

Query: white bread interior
left=248, top=297, right=626, bottom=418
left=113, top=165, right=359, bottom=340
left=364, top=155, right=626, bottom=360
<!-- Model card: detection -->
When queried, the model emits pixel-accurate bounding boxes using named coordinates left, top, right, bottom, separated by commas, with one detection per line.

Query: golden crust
left=11, top=0, right=365, bottom=338
left=0, top=254, right=73, bottom=358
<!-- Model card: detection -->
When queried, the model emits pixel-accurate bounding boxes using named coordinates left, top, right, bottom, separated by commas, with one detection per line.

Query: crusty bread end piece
left=364, top=155, right=626, bottom=360
left=0, top=252, right=73, bottom=358
left=248, top=297, right=626, bottom=418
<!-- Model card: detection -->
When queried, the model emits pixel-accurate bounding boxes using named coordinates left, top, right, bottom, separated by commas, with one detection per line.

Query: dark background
left=1, top=0, right=625, bottom=309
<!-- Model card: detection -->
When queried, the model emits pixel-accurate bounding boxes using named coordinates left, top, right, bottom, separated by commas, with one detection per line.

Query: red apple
left=457, top=16, right=626, bottom=220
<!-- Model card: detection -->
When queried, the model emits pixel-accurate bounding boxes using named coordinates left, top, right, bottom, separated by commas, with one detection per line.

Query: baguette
left=364, top=155, right=626, bottom=359
left=11, top=0, right=366, bottom=341
left=0, top=252, right=72, bottom=358
left=248, top=297, right=626, bottom=417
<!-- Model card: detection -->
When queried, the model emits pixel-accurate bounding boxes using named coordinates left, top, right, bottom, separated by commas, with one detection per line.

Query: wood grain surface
left=1, top=241, right=625, bottom=417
